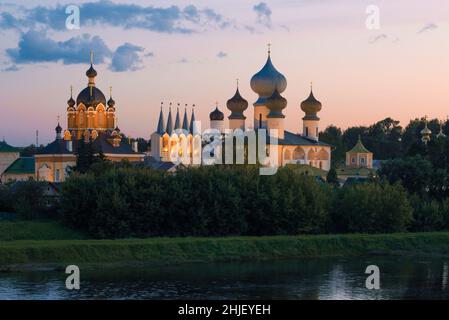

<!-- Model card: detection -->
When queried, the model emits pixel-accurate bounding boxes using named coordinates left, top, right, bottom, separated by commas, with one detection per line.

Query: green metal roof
left=336, top=166, right=376, bottom=177
left=285, top=164, right=328, bottom=177
left=0, top=141, right=19, bottom=153
left=347, top=136, right=372, bottom=154
left=3, top=157, right=35, bottom=174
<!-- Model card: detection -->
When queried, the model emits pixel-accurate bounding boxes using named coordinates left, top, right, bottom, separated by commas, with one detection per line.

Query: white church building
left=150, top=48, right=331, bottom=171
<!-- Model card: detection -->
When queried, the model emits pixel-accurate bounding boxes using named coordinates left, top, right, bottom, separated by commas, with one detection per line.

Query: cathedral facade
left=150, top=49, right=332, bottom=171
left=35, top=55, right=144, bottom=183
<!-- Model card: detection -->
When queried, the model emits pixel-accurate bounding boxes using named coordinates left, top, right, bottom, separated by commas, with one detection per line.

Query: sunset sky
left=1, top=0, right=448, bottom=146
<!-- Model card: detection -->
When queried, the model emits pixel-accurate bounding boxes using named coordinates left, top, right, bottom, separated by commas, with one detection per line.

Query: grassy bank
left=0, top=221, right=85, bottom=241
left=1, top=232, right=449, bottom=267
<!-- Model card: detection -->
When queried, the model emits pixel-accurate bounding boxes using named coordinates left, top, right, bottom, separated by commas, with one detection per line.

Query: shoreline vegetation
left=1, top=221, right=449, bottom=270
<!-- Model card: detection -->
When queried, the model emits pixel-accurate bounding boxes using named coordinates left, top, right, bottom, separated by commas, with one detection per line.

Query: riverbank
left=2, top=231, right=449, bottom=270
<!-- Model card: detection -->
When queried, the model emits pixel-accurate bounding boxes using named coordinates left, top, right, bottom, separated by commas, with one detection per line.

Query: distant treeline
left=320, top=117, right=449, bottom=165
left=58, top=166, right=449, bottom=239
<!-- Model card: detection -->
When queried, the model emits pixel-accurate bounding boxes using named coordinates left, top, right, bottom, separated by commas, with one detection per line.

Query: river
left=1, top=256, right=448, bottom=299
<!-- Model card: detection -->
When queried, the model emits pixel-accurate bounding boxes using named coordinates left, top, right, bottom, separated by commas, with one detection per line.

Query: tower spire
left=182, top=105, right=189, bottom=131
left=268, top=43, right=271, bottom=56
left=174, top=104, right=181, bottom=129
left=166, top=105, right=173, bottom=135
left=90, top=49, right=94, bottom=65
left=157, top=102, right=165, bottom=134
left=421, top=116, right=431, bottom=145
left=189, top=104, right=196, bottom=134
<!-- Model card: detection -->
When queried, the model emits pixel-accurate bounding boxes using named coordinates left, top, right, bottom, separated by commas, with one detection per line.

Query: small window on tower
left=306, top=127, right=309, bottom=136
left=259, top=114, right=262, bottom=128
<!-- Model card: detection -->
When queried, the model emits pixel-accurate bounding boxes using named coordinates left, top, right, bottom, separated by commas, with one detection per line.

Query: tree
left=12, top=180, right=47, bottom=219
left=326, top=168, right=339, bottom=186
left=366, top=118, right=403, bottom=159
left=378, top=155, right=434, bottom=195
left=330, top=182, right=413, bottom=233
left=74, top=139, right=109, bottom=173
left=320, top=125, right=346, bottom=166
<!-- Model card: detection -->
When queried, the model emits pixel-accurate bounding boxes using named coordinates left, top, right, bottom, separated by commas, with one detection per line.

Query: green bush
left=330, top=182, right=413, bottom=233
left=410, top=196, right=449, bottom=232
left=11, top=180, right=48, bottom=219
left=60, top=166, right=332, bottom=238
left=0, top=185, right=13, bottom=212
left=61, top=166, right=449, bottom=239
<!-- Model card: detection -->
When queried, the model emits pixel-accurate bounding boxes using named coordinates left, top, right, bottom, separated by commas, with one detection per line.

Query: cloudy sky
left=0, top=0, right=448, bottom=146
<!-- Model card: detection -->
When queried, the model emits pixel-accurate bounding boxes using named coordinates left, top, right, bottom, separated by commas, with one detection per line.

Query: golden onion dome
left=209, top=106, right=224, bottom=121
left=227, top=87, right=248, bottom=119
left=250, top=53, right=287, bottom=106
left=266, top=86, right=287, bottom=118
left=301, top=88, right=322, bottom=120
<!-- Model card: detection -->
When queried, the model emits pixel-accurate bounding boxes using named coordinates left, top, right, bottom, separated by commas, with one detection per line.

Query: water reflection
left=1, top=256, right=449, bottom=300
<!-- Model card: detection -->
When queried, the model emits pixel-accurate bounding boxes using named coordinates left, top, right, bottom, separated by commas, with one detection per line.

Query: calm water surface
left=1, top=256, right=449, bottom=300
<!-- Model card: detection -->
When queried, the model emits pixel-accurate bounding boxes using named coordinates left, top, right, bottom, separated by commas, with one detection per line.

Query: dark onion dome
left=67, top=96, right=75, bottom=108
left=227, top=88, right=248, bottom=119
left=107, top=96, right=115, bottom=108
left=55, top=122, right=62, bottom=134
left=300, top=89, right=322, bottom=120
left=76, top=86, right=106, bottom=106
left=250, top=54, right=287, bottom=105
left=86, top=64, right=97, bottom=78
left=210, top=106, right=224, bottom=121
left=266, top=87, right=287, bottom=118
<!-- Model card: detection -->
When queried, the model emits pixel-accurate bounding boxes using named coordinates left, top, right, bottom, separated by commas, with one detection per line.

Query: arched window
left=162, top=135, right=169, bottom=153
left=38, top=164, right=51, bottom=182
left=78, top=110, right=84, bottom=126
left=293, top=147, right=305, bottom=160
left=317, top=149, right=329, bottom=160
left=308, top=149, right=317, bottom=160
left=97, top=108, right=105, bottom=128
left=63, top=130, right=72, bottom=141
